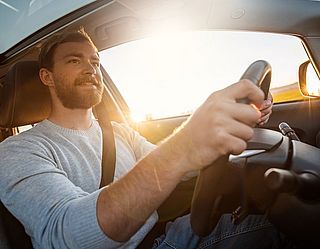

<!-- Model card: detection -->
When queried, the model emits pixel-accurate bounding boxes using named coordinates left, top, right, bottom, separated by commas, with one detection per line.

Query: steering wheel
left=190, top=60, right=320, bottom=247
left=190, top=60, right=271, bottom=236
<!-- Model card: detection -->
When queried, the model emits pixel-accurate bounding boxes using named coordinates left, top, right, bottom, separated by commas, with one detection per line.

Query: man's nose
left=83, top=61, right=96, bottom=74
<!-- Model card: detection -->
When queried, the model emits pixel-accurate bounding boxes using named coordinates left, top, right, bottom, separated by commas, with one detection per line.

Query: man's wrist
left=153, top=128, right=195, bottom=177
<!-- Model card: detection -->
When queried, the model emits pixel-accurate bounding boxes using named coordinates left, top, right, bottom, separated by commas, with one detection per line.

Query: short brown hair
left=39, top=28, right=97, bottom=70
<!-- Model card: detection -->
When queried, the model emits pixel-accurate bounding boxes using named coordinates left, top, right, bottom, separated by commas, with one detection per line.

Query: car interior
left=1, top=0, right=320, bottom=248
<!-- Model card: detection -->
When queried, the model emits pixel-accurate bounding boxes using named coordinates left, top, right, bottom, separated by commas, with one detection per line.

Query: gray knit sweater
left=0, top=119, right=157, bottom=249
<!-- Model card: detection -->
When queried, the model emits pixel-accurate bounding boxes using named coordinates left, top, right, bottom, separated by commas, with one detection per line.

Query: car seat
left=0, top=60, right=51, bottom=249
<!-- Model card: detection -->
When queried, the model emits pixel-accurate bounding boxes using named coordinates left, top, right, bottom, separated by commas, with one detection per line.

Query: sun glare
left=305, top=64, right=320, bottom=96
left=131, top=110, right=149, bottom=122
left=306, top=80, right=320, bottom=96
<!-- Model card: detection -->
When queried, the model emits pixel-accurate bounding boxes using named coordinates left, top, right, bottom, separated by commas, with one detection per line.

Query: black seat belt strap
left=94, top=98, right=116, bottom=188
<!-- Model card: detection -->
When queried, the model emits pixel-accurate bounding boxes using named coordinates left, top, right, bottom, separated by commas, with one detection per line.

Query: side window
left=18, top=124, right=34, bottom=133
left=100, top=31, right=309, bottom=122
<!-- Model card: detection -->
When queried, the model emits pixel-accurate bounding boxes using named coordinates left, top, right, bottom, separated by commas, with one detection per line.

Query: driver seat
left=0, top=60, right=51, bottom=249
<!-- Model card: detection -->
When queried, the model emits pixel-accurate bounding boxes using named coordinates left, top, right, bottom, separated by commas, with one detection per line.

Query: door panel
left=268, top=99, right=320, bottom=146
left=133, top=115, right=188, bottom=144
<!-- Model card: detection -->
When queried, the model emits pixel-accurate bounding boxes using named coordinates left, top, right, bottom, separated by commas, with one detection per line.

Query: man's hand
left=257, top=92, right=273, bottom=126
left=172, top=79, right=265, bottom=172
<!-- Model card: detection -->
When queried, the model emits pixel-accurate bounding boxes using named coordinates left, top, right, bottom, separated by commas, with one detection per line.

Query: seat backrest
left=0, top=202, right=33, bottom=249
left=0, top=60, right=51, bottom=128
left=0, top=61, right=51, bottom=249
left=0, top=207, right=10, bottom=249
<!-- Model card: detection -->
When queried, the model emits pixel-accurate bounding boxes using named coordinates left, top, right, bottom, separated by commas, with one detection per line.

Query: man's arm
left=0, top=139, right=118, bottom=249
left=97, top=79, right=265, bottom=241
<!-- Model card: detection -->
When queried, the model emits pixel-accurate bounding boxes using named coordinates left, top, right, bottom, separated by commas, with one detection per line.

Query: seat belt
left=94, top=98, right=116, bottom=187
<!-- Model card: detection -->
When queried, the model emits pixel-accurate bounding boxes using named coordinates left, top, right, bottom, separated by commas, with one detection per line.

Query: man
left=0, top=29, right=277, bottom=249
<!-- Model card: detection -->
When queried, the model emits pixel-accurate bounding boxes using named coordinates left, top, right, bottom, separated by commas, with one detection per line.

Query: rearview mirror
left=299, top=60, right=320, bottom=97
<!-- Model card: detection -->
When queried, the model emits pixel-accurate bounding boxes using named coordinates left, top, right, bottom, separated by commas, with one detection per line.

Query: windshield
left=100, top=31, right=309, bottom=121
left=0, top=0, right=95, bottom=53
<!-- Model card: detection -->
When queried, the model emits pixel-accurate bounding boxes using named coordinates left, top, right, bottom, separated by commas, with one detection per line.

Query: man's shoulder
left=0, top=122, right=49, bottom=151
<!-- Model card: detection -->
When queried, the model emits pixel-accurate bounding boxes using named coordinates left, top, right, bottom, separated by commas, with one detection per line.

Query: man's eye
left=92, top=62, right=100, bottom=67
left=69, top=59, right=80, bottom=64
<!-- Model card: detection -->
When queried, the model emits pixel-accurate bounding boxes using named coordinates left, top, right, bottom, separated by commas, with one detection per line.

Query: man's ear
left=39, top=68, right=54, bottom=87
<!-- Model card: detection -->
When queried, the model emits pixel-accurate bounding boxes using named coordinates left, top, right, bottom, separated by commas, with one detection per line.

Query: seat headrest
left=0, top=61, right=51, bottom=128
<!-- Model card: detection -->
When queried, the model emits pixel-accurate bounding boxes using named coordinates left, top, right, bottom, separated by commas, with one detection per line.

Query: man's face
left=50, top=41, right=103, bottom=109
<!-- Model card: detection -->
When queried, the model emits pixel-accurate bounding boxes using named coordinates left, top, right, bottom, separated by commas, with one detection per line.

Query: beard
left=53, top=75, right=103, bottom=109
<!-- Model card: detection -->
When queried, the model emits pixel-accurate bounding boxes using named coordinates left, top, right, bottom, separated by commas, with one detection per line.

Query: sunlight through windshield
left=100, top=31, right=308, bottom=121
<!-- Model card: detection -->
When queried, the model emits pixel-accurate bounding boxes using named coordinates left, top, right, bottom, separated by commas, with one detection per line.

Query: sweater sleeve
left=0, top=137, right=123, bottom=249
left=111, top=122, right=198, bottom=181
left=112, top=122, right=156, bottom=160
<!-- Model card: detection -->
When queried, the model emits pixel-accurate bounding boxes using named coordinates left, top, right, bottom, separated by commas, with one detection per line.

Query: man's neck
left=48, top=106, right=94, bottom=130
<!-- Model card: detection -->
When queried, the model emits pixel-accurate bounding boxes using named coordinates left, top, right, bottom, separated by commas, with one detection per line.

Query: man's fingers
left=207, top=129, right=249, bottom=156
left=260, top=93, right=273, bottom=110
left=226, top=119, right=255, bottom=141
left=258, top=112, right=271, bottom=125
left=223, top=79, right=265, bottom=106
left=267, top=91, right=273, bottom=103
left=226, top=101, right=261, bottom=126
left=260, top=105, right=272, bottom=115
left=259, top=112, right=271, bottom=122
left=217, top=133, right=248, bottom=156
left=260, top=100, right=272, bottom=111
